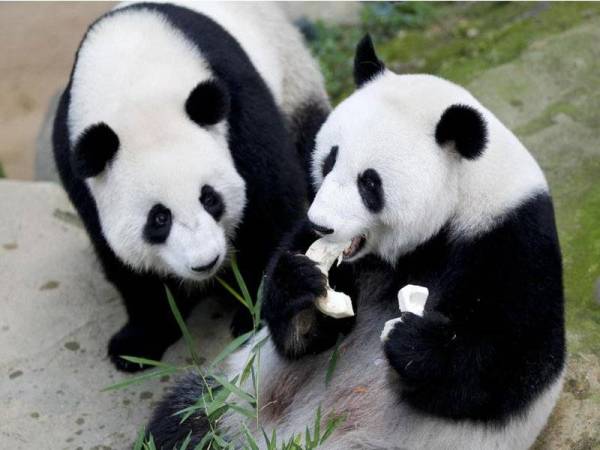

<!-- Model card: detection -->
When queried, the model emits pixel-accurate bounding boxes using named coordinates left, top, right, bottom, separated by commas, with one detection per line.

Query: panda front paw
left=108, top=322, right=176, bottom=372
left=382, top=312, right=454, bottom=387
left=263, top=250, right=335, bottom=357
left=263, top=251, right=327, bottom=322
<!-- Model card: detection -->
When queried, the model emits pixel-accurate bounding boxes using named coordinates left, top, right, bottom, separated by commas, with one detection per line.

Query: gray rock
left=34, top=90, right=61, bottom=183
left=0, top=180, right=233, bottom=449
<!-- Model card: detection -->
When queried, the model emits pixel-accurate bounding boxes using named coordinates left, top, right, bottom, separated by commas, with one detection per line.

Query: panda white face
left=90, top=129, right=246, bottom=282
left=66, top=10, right=249, bottom=282
left=309, top=73, right=465, bottom=264
left=70, top=76, right=246, bottom=282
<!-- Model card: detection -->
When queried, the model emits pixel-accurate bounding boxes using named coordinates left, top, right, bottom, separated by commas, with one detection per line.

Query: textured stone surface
left=34, top=91, right=60, bottom=183
left=0, top=180, right=233, bottom=450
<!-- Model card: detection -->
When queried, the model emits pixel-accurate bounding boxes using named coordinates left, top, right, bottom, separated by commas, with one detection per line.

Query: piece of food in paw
left=380, top=285, right=429, bottom=343
left=397, top=284, right=429, bottom=317
left=380, top=317, right=403, bottom=342
left=305, top=238, right=355, bottom=319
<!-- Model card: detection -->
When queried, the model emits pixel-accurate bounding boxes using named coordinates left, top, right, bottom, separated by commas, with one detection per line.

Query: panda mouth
left=343, top=235, right=366, bottom=260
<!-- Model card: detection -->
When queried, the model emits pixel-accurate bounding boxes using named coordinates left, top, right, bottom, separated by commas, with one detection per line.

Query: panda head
left=71, top=79, right=246, bottom=282
left=308, top=35, right=491, bottom=264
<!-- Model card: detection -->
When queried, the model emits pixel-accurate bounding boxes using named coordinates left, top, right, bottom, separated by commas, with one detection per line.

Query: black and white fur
left=52, top=1, right=329, bottom=372
left=148, top=36, right=564, bottom=449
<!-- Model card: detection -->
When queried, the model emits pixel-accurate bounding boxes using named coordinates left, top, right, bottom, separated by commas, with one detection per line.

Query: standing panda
left=52, top=1, right=329, bottom=372
left=148, top=36, right=565, bottom=449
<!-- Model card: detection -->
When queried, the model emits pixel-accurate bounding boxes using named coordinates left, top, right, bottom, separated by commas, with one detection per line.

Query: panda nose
left=309, top=221, right=334, bottom=236
left=191, top=255, right=219, bottom=272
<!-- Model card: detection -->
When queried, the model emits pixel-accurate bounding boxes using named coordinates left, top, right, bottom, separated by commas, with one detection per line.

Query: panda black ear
left=71, top=123, right=119, bottom=179
left=435, top=104, right=488, bottom=159
left=185, top=79, right=230, bottom=127
left=354, top=34, right=385, bottom=88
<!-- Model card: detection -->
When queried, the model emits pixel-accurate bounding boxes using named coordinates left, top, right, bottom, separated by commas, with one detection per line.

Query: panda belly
left=223, top=303, right=563, bottom=450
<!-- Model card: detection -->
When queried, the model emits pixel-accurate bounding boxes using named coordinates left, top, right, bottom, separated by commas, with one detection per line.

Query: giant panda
left=52, top=1, right=329, bottom=372
left=146, top=36, right=565, bottom=449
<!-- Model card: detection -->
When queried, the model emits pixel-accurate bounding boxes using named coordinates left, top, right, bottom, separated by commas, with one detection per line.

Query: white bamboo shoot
left=305, top=238, right=355, bottom=319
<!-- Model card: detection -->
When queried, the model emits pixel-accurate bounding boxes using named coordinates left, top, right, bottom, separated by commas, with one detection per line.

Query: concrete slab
left=0, top=180, right=233, bottom=450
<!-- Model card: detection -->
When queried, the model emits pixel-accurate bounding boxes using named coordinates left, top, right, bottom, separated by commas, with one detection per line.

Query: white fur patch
left=309, top=72, right=548, bottom=264
left=118, top=1, right=329, bottom=117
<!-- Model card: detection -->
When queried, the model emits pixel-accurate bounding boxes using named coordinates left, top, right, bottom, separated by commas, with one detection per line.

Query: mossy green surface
left=0, top=162, right=5, bottom=179
left=311, top=2, right=600, bottom=103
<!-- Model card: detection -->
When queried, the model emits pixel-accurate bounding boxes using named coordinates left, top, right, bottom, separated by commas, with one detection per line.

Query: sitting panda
left=52, top=1, right=329, bottom=372
left=147, top=36, right=565, bottom=449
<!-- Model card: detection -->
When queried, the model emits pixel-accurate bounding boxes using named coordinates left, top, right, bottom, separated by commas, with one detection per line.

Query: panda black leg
left=108, top=320, right=183, bottom=372
left=106, top=270, right=196, bottom=372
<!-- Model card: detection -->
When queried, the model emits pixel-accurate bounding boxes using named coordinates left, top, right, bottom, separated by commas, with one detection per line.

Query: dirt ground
left=0, top=2, right=113, bottom=180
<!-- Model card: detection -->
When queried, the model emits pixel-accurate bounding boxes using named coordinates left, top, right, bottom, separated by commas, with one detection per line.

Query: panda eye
left=144, top=204, right=172, bottom=244
left=154, top=211, right=169, bottom=227
left=357, top=169, right=384, bottom=213
left=322, top=145, right=338, bottom=177
left=200, top=185, right=225, bottom=221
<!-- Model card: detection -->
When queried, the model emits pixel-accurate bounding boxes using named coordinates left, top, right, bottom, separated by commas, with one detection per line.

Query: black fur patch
left=353, top=34, right=385, bottom=88
left=381, top=192, right=564, bottom=422
left=71, top=122, right=119, bottom=178
left=435, top=104, right=488, bottom=159
left=321, top=145, right=338, bottom=178
left=200, top=184, right=225, bottom=221
left=143, top=204, right=172, bottom=244
left=146, top=372, right=213, bottom=448
left=185, top=79, right=230, bottom=126
left=288, top=101, right=330, bottom=199
left=357, top=168, right=384, bottom=213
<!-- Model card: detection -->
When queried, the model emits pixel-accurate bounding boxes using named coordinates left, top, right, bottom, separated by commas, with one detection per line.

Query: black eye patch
left=144, top=204, right=172, bottom=244
left=321, top=145, right=338, bottom=178
left=200, top=185, right=225, bottom=221
left=357, top=169, right=384, bottom=213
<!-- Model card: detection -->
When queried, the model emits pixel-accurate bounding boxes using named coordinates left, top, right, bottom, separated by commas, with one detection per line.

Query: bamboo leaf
left=240, top=353, right=256, bottom=385
left=211, top=433, right=229, bottom=447
left=133, top=428, right=145, bottom=450
left=230, top=254, right=253, bottom=310
left=226, top=402, right=256, bottom=419
left=209, top=331, right=253, bottom=369
left=313, top=406, right=321, bottom=447
left=179, top=431, right=193, bottom=450
left=216, top=276, right=249, bottom=309
left=325, top=336, right=342, bottom=387
left=254, top=277, right=265, bottom=322
left=102, top=367, right=177, bottom=391
left=242, top=423, right=259, bottom=450
left=194, top=430, right=214, bottom=450
left=320, top=413, right=346, bottom=445
left=165, top=286, right=202, bottom=367
left=212, top=374, right=255, bottom=405
left=119, top=355, right=180, bottom=371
